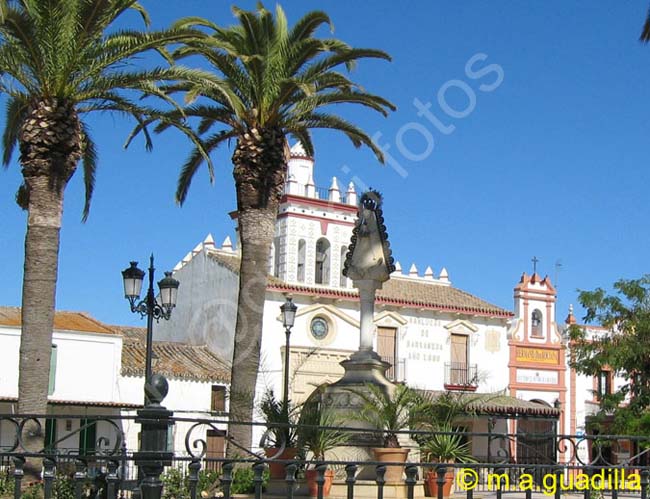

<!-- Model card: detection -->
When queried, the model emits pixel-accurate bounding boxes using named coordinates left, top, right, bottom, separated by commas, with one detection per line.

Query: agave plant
left=420, top=423, right=476, bottom=464
left=297, top=399, right=349, bottom=462
left=259, top=390, right=298, bottom=449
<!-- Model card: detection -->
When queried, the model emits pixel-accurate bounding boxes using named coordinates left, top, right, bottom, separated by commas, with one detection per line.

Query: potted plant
left=420, top=424, right=475, bottom=497
left=297, top=399, right=349, bottom=497
left=349, top=383, right=419, bottom=484
left=411, top=391, right=478, bottom=498
left=259, top=390, right=299, bottom=479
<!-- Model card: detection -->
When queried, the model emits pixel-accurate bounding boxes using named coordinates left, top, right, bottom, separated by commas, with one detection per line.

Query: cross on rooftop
left=532, top=256, right=539, bottom=274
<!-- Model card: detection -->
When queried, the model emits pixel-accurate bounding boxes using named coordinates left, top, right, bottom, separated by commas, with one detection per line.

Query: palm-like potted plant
left=411, top=391, right=478, bottom=497
left=420, top=423, right=476, bottom=497
left=349, top=383, right=419, bottom=483
left=297, top=401, right=349, bottom=497
left=259, top=390, right=299, bottom=479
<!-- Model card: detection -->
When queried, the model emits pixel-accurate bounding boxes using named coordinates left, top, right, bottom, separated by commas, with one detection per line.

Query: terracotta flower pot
left=305, top=468, right=335, bottom=497
left=424, top=468, right=455, bottom=498
left=372, top=447, right=410, bottom=484
left=264, top=447, right=298, bottom=479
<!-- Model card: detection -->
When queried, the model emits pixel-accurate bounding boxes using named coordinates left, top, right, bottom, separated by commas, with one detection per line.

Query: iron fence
left=2, top=411, right=650, bottom=499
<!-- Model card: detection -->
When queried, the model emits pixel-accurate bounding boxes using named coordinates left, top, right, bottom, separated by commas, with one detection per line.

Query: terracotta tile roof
left=466, top=394, right=560, bottom=417
left=421, top=391, right=560, bottom=418
left=208, top=252, right=514, bottom=318
left=0, top=395, right=141, bottom=409
left=206, top=250, right=241, bottom=273
left=204, top=251, right=511, bottom=318
left=118, top=327, right=230, bottom=383
left=0, top=307, right=118, bottom=335
left=268, top=278, right=511, bottom=317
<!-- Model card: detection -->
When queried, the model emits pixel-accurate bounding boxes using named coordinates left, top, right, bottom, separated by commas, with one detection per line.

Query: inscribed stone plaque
left=485, top=329, right=501, bottom=352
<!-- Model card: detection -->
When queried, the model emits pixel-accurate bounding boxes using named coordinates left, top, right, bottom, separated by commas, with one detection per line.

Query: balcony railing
left=380, top=356, right=406, bottom=382
left=444, top=362, right=478, bottom=389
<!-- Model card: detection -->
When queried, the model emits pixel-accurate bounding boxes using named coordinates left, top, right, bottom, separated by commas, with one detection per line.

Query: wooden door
left=377, top=327, right=397, bottom=379
left=450, top=334, right=468, bottom=384
left=206, top=429, right=225, bottom=472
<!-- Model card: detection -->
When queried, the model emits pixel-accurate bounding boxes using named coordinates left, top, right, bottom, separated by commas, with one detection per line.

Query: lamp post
left=122, top=255, right=179, bottom=396
left=280, top=297, right=297, bottom=413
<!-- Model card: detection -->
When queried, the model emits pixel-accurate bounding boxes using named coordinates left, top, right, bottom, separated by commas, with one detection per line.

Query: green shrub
left=197, top=470, right=219, bottom=497
left=230, top=467, right=269, bottom=494
left=0, top=470, right=15, bottom=496
left=160, top=466, right=222, bottom=499
left=52, top=476, right=75, bottom=499
left=21, top=482, right=42, bottom=499
left=161, top=467, right=189, bottom=499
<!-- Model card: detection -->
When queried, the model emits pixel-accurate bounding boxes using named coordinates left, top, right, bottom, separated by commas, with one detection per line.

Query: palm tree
left=0, top=0, right=208, bottom=456
left=165, top=4, right=395, bottom=451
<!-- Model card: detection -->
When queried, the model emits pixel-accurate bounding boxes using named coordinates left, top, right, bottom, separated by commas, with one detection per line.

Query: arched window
left=269, top=240, right=276, bottom=276
left=315, top=238, right=331, bottom=285
left=531, top=309, right=543, bottom=337
left=339, top=245, right=348, bottom=288
left=297, top=239, right=306, bottom=282
left=272, top=237, right=281, bottom=277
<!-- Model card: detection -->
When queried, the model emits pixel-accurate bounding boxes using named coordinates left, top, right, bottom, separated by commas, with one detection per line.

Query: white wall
left=118, top=375, right=228, bottom=455
left=155, top=250, right=239, bottom=362
left=258, top=291, right=511, bottom=402
left=0, top=326, right=122, bottom=403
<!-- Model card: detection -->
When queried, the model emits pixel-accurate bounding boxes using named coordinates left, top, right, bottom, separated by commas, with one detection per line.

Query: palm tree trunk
left=18, top=174, right=65, bottom=477
left=227, top=128, right=289, bottom=454
left=226, top=205, right=277, bottom=453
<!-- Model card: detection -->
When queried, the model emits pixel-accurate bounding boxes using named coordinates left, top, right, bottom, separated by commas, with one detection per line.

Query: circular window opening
left=310, top=316, right=330, bottom=340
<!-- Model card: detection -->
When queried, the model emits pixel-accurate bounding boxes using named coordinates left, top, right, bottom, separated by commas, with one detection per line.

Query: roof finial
left=565, top=304, right=576, bottom=325
left=532, top=256, right=539, bottom=274
left=221, top=236, right=233, bottom=252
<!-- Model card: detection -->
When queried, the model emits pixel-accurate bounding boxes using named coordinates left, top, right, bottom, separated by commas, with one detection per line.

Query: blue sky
left=2, top=1, right=650, bottom=327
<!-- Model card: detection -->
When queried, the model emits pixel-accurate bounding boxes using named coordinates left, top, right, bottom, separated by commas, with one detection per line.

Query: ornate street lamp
left=280, top=297, right=297, bottom=413
left=122, top=255, right=179, bottom=397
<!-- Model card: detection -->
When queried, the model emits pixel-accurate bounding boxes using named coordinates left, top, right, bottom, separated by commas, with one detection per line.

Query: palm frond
left=79, top=123, right=97, bottom=222
left=288, top=10, right=331, bottom=43
left=642, top=8, right=650, bottom=42
left=1, top=93, right=28, bottom=167
left=293, top=113, right=386, bottom=162
left=175, top=130, right=235, bottom=204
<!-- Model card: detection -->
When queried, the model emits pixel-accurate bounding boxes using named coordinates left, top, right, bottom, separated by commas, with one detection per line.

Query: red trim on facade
left=277, top=211, right=356, bottom=227
left=266, top=284, right=514, bottom=318
left=514, top=292, right=556, bottom=304
left=282, top=194, right=358, bottom=213
left=514, top=273, right=557, bottom=294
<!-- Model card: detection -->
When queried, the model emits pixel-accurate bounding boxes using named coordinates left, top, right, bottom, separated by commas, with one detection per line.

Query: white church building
left=156, top=144, right=620, bottom=462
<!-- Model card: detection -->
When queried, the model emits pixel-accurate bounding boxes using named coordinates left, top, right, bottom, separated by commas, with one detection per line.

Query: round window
left=310, top=317, right=329, bottom=340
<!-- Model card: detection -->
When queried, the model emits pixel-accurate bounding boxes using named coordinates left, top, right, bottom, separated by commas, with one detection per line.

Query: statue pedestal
left=322, top=350, right=394, bottom=479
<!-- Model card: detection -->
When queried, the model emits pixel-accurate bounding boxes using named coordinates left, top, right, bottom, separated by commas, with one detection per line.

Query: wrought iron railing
left=380, top=356, right=406, bottom=382
left=444, top=362, right=478, bottom=388
left=2, top=411, right=650, bottom=499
